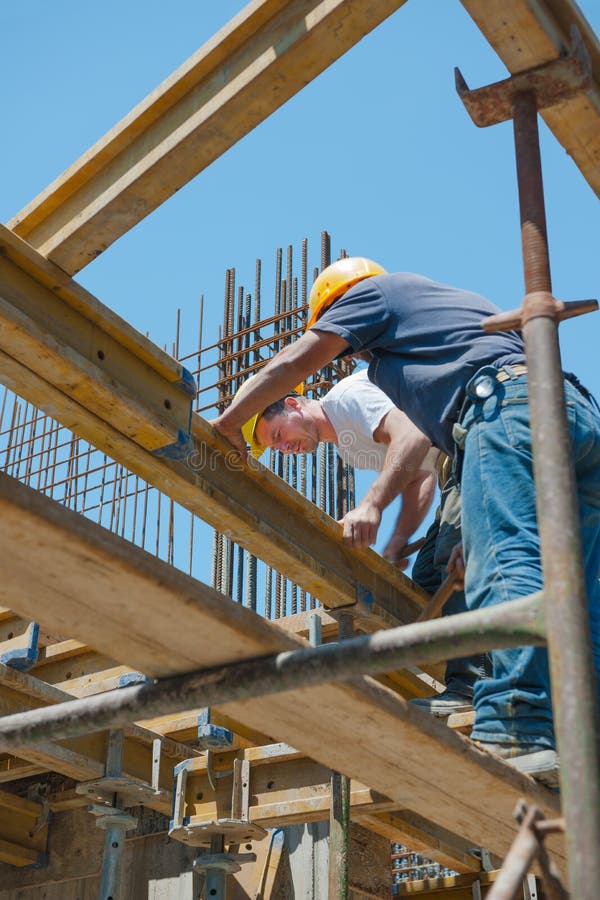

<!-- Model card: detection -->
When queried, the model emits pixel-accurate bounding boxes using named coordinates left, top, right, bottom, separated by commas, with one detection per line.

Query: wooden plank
left=356, top=810, right=492, bottom=873
left=0, top=475, right=565, bottom=867
left=0, top=231, right=193, bottom=455
left=174, top=748, right=397, bottom=831
left=0, top=674, right=191, bottom=805
left=0, top=837, right=42, bottom=868
left=0, top=235, right=428, bottom=623
left=461, top=0, right=600, bottom=197
left=8, top=0, right=408, bottom=274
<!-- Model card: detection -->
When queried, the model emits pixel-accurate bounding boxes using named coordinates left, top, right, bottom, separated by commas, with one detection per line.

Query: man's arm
left=340, top=408, right=433, bottom=549
left=212, top=329, right=350, bottom=457
left=382, top=470, right=436, bottom=568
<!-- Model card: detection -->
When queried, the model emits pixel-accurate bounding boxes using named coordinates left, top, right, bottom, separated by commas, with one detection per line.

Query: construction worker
left=213, top=257, right=600, bottom=783
left=242, top=366, right=488, bottom=715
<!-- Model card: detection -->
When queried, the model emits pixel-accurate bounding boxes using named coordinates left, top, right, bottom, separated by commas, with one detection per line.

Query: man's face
left=254, top=398, right=319, bottom=454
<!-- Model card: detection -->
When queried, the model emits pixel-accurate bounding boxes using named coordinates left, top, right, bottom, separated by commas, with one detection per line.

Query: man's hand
left=211, top=416, right=248, bottom=462
left=382, top=532, right=410, bottom=570
left=446, top=542, right=465, bottom=589
left=339, top=503, right=382, bottom=549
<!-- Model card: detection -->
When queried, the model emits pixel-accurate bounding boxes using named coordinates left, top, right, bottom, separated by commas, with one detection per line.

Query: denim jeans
left=412, top=476, right=491, bottom=695
left=458, top=371, right=600, bottom=748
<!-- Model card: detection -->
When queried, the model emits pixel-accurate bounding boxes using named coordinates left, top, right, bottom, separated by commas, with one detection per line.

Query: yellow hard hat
left=233, top=376, right=305, bottom=459
left=307, top=257, right=387, bottom=329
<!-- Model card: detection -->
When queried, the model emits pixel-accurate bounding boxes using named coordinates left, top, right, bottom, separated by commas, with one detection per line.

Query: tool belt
left=450, top=363, right=598, bottom=486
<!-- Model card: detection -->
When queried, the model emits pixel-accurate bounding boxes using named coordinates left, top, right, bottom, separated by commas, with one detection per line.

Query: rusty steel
left=487, top=804, right=567, bottom=900
left=511, top=89, right=600, bottom=895
left=0, top=592, right=544, bottom=750
left=455, top=26, right=592, bottom=129
left=457, top=39, right=600, bottom=895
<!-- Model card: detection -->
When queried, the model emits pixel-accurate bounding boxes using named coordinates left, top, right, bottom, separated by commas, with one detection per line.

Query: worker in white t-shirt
left=235, top=368, right=489, bottom=714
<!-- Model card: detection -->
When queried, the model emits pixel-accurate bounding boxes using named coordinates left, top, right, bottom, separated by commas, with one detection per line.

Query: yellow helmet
left=233, top=376, right=305, bottom=459
left=307, top=257, right=387, bottom=328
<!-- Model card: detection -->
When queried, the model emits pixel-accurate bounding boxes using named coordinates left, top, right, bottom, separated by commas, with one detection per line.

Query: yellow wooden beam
left=0, top=786, right=48, bottom=868
left=7, top=0, right=408, bottom=274
left=171, top=744, right=398, bottom=836
left=0, top=235, right=428, bottom=620
left=0, top=227, right=194, bottom=454
left=460, top=0, right=600, bottom=197
left=0, top=474, right=565, bottom=866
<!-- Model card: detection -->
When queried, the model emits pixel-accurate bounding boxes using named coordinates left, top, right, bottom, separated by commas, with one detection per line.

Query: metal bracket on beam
left=455, top=25, right=592, bottom=128
left=0, top=622, right=39, bottom=672
left=169, top=756, right=267, bottom=847
left=469, top=847, right=495, bottom=872
left=196, top=708, right=234, bottom=751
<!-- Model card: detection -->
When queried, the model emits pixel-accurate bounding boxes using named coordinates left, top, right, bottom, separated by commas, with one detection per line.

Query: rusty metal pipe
left=513, top=91, right=600, bottom=896
left=0, top=593, right=543, bottom=750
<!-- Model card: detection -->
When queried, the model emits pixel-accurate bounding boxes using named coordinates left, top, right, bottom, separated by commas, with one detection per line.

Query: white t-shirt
left=320, top=369, right=439, bottom=473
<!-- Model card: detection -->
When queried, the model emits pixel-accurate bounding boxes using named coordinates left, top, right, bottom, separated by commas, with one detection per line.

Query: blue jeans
left=412, top=476, right=491, bottom=694
left=458, top=372, right=600, bottom=747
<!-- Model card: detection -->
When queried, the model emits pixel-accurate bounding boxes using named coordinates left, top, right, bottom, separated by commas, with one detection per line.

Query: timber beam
left=0, top=787, right=48, bottom=868
left=7, top=0, right=600, bottom=274
left=7, top=0, right=408, bottom=274
left=0, top=242, right=428, bottom=619
left=460, top=0, right=600, bottom=197
left=0, top=473, right=565, bottom=867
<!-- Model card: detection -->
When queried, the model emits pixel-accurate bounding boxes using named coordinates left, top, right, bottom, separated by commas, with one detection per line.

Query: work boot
left=410, top=689, right=474, bottom=717
left=474, top=741, right=560, bottom=788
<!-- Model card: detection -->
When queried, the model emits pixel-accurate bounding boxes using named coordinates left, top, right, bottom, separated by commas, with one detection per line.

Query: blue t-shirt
left=312, top=272, right=525, bottom=455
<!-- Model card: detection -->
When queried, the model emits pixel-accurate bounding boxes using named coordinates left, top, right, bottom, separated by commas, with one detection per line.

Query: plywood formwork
left=0, top=224, right=429, bottom=633
left=1, top=0, right=598, bottom=892
left=0, top=472, right=563, bottom=870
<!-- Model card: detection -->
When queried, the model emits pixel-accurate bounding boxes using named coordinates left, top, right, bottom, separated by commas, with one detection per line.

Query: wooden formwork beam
left=7, top=0, right=600, bottom=278
left=0, top=472, right=564, bottom=867
left=8, top=0, right=408, bottom=274
left=0, top=787, right=48, bottom=868
left=461, top=0, right=600, bottom=197
left=0, top=224, right=428, bottom=624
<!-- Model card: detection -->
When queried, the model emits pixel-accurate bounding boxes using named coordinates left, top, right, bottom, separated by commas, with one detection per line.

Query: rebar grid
left=0, top=232, right=354, bottom=620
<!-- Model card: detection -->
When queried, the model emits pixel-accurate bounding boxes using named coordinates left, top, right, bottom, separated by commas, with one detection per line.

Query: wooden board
left=8, top=0, right=599, bottom=276
left=0, top=472, right=565, bottom=869
left=8, top=0, right=408, bottom=274
left=0, top=227, right=429, bottom=624
left=461, top=0, right=600, bottom=197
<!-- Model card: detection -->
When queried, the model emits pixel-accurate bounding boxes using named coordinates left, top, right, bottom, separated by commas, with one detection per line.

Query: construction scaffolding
left=0, top=2, right=599, bottom=899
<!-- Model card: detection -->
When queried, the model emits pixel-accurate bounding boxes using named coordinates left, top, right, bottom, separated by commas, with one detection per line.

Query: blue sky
left=2, top=1, right=599, bottom=573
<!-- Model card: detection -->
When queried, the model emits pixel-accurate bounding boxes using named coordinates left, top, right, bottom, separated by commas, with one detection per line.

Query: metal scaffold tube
left=512, top=90, right=600, bottom=893
left=0, top=593, right=543, bottom=751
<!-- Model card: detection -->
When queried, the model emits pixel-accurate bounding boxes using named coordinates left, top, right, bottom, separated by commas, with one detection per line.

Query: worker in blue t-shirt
left=213, top=257, right=600, bottom=785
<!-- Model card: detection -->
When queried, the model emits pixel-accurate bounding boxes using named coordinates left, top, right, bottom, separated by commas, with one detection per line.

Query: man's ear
left=284, top=395, right=300, bottom=411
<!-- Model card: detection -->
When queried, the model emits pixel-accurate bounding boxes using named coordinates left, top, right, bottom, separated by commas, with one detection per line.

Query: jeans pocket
left=497, top=398, right=530, bottom=450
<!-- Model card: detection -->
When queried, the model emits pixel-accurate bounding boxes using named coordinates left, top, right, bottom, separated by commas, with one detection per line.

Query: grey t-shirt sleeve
left=309, top=279, right=391, bottom=351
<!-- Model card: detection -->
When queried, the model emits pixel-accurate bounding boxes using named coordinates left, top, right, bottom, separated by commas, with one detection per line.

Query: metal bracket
left=88, top=803, right=138, bottom=833
left=76, top=775, right=170, bottom=808
left=193, top=850, right=257, bottom=876
left=197, top=708, right=234, bottom=750
left=0, top=622, right=39, bottom=671
left=455, top=25, right=592, bottom=128
left=169, top=756, right=267, bottom=847
left=26, top=784, right=51, bottom=837
left=522, top=873, right=539, bottom=899
left=468, top=847, right=495, bottom=872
